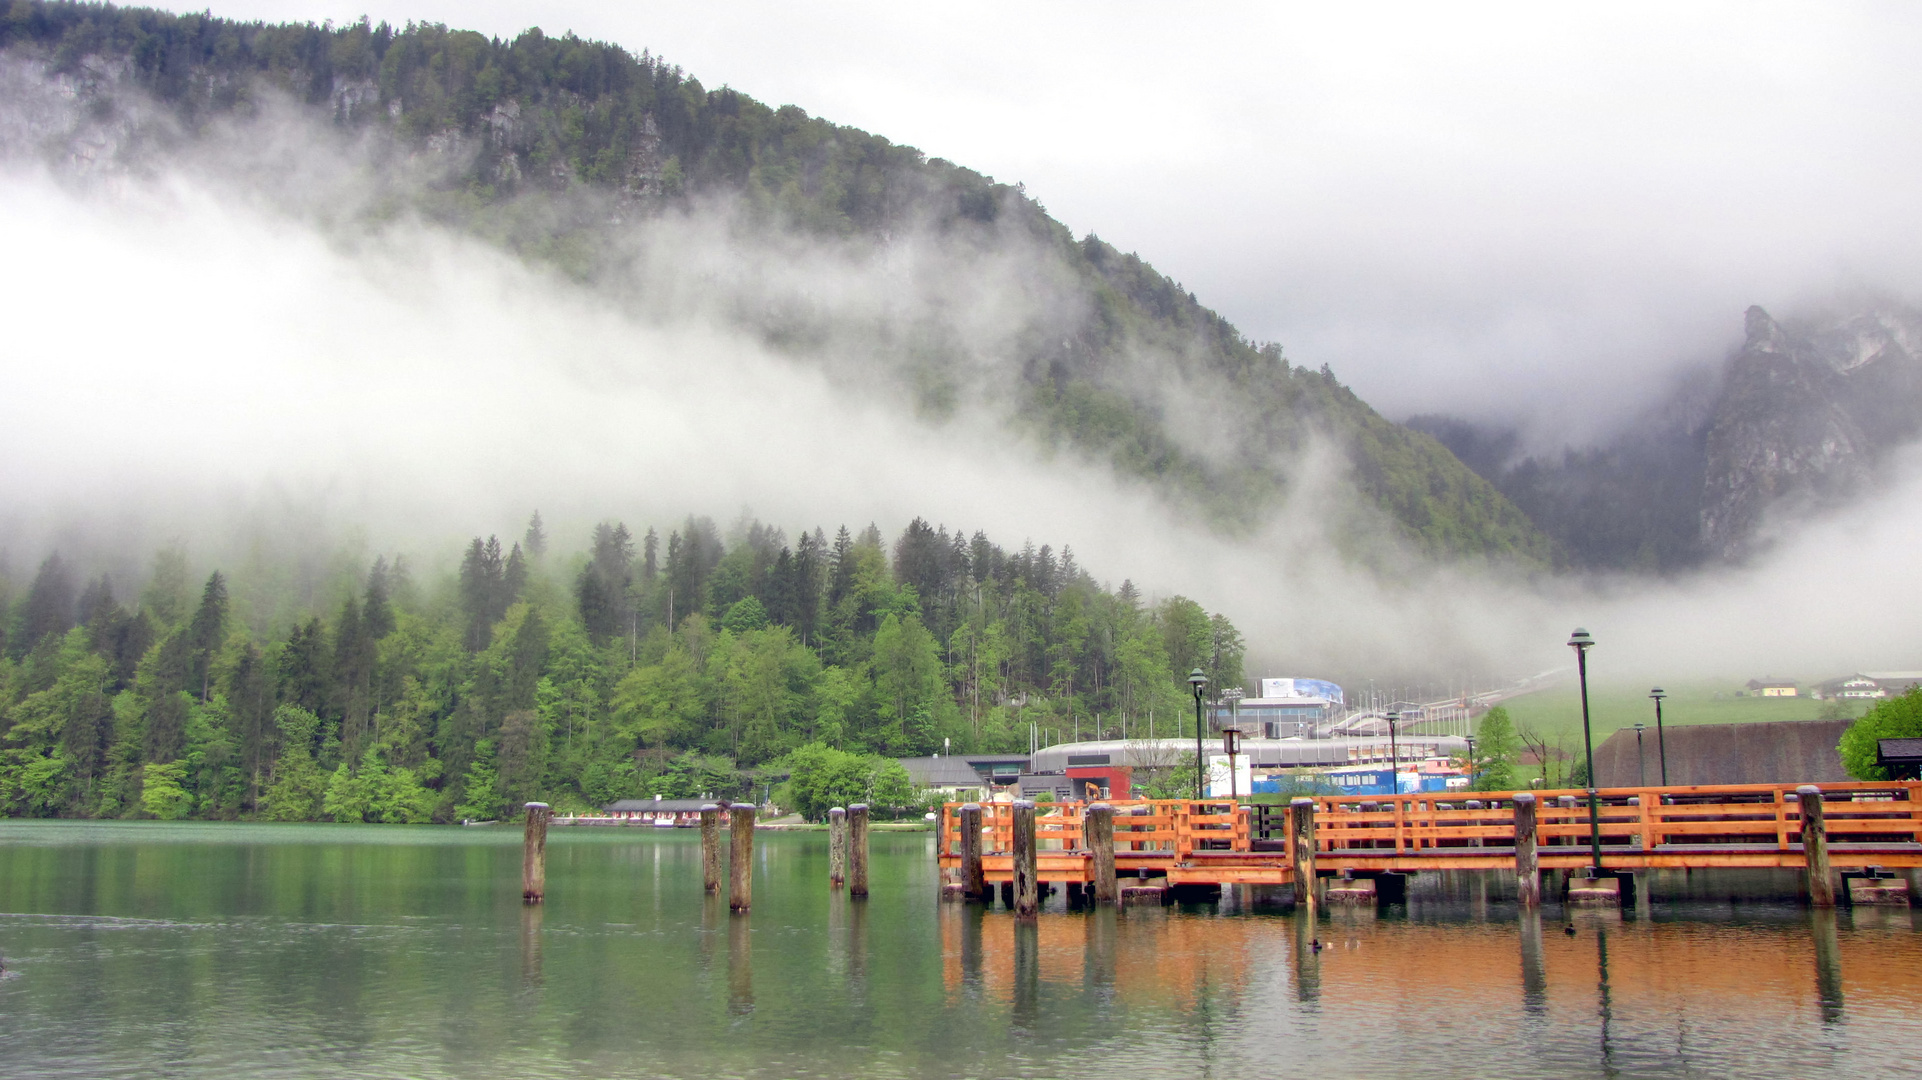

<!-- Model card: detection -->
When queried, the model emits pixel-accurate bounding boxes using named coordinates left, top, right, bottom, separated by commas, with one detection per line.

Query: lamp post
left=1464, top=734, right=1477, bottom=791
left=1633, top=723, right=1646, bottom=787
left=1188, top=669, right=1208, bottom=800
left=1222, top=725, right=1241, bottom=801
left=1649, top=687, right=1669, bottom=786
left=1386, top=710, right=1401, bottom=796
left=1569, top=628, right=1603, bottom=874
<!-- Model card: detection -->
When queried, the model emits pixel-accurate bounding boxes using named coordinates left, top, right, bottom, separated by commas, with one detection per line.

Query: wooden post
left=1290, top=797, right=1316, bottom=920
left=1012, top=799, right=1039, bottom=917
left=522, top=802, right=550, bottom=903
left=1087, top=802, right=1116, bottom=905
left=828, top=807, right=848, bottom=889
left=729, top=803, right=756, bottom=912
left=1514, top=793, right=1540, bottom=909
left=848, top=803, right=871, bottom=898
left=959, top=803, right=985, bottom=902
left=1799, top=785, right=1835, bottom=908
left=701, top=803, right=723, bottom=894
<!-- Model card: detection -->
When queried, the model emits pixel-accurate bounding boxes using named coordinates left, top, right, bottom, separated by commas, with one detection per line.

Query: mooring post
left=849, top=803, right=871, bottom=897
left=1012, top=799, right=1039, bottom=917
left=1514, top=793, right=1540, bottom=909
left=959, top=803, right=986, bottom=902
left=701, top=803, right=723, bottom=894
left=1087, top=802, right=1117, bottom=904
left=1799, top=785, right=1835, bottom=908
left=522, top=802, right=550, bottom=904
left=729, top=802, right=756, bottom=912
left=828, top=806, right=848, bottom=889
left=1290, top=797, right=1317, bottom=919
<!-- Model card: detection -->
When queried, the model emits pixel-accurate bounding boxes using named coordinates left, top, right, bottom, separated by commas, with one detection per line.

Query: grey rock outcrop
left=1700, top=304, right=1922, bottom=560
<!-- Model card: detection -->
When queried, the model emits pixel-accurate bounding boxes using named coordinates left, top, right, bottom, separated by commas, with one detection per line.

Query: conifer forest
left=0, top=516, right=1245, bottom=821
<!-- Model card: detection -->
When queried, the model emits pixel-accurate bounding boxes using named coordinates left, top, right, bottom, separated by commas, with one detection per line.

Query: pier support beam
left=701, top=804, right=723, bottom=894
left=959, top=804, right=985, bottom=902
left=848, top=804, right=871, bottom=898
left=522, top=802, right=550, bottom=904
left=1514, top=794, right=1540, bottom=909
left=1012, top=799, right=1039, bottom=918
left=828, top=807, right=848, bottom=889
left=729, top=803, right=756, bottom=912
left=1087, top=803, right=1117, bottom=905
left=1290, top=797, right=1317, bottom=920
left=1798, top=786, right=1834, bottom=908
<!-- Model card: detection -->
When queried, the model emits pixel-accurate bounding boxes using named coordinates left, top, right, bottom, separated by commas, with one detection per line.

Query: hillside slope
left=0, top=2, right=1553, bottom=565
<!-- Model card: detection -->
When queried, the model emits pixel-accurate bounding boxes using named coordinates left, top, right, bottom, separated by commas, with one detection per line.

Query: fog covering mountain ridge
left=0, top=2, right=1550, bottom=567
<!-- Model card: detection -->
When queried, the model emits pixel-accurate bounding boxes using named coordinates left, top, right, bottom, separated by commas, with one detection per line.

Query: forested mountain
left=0, top=515, right=1245, bottom=820
left=0, top=1, right=1551, bottom=565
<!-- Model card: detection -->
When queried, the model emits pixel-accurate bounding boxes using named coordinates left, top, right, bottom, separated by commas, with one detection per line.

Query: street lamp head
left=1649, top=687, right=1666, bottom=701
left=1567, top=627, right=1595, bottom=652
left=1188, top=668, right=1208, bottom=697
left=1634, top=722, right=1646, bottom=733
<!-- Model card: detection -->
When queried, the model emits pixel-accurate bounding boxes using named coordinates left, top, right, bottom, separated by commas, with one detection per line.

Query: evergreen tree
left=523, top=511, right=548, bottom=559
left=15, top=553, right=76, bottom=658
left=187, top=571, right=227, bottom=702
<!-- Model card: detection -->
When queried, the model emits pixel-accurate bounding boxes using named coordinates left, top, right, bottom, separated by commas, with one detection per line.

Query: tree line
left=0, top=514, right=1246, bottom=821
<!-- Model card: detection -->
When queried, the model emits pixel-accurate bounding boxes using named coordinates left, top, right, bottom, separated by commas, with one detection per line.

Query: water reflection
left=1519, top=909, right=1547, bottom=1016
left=1, top=823, right=1920, bottom=1079
left=1811, top=908, right=1844, bottom=1024
left=518, top=903, right=543, bottom=990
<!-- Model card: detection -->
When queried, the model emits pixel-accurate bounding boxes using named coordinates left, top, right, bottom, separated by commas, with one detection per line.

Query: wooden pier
left=937, top=782, right=1922, bottom=902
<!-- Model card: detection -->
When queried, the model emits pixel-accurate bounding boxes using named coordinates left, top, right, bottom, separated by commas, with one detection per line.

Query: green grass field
left=1492, top=679, right=1853, bottom=755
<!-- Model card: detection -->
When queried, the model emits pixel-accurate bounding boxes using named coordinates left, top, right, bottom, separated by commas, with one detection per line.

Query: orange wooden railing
left=939, top=781, right=1922, bottom=873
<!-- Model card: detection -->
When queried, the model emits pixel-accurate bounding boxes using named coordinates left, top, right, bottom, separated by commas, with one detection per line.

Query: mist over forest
left=3, top=3, right=1922, bottom=820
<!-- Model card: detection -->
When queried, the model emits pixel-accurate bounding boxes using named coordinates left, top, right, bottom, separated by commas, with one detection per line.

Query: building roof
left=606, top=799, right=717, bottom=813
left=898, top=756, right=988, bottom=787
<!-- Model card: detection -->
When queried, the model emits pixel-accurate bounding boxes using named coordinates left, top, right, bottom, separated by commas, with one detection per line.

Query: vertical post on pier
left=1799, top=785, right=1834, bottom=908
left=1290, top=797, right=1317, bottom=920
left=959, top=803, right=986, bottom=902
left=729, top=803, right=756, bottom=912
left=1012, top=799, right=1039, bottom=918
left=522, top=802, right=550, bottom=903
left=848, top=804, right=871, bottom=898
left=701, top=803, right=723, bottom=894
left=1087, top=802, right=1116, bottom=905
left=1514, top=793, right=1540, bottom=909
left=828, top=807, right=848, bottom=889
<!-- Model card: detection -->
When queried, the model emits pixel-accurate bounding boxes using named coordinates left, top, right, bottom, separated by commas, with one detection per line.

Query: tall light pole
left=1465, top=734, right=1478, bottom=791
left=1569, top=628, right=1602, bottom=874
left=1649, top=687, right=1669, bottom=786
left=1633, top=723, right=1647, bottom=787
left=1386, top=710, right=1401, bottom=795
left=1189, top=669, right=1208, bottom=800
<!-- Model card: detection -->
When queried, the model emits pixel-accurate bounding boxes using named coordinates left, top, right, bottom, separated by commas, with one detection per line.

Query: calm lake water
left=1, top=821, right=1918, bottom=1079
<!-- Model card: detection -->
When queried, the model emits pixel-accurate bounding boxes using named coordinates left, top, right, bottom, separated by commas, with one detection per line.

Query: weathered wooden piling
left=1290, top=797, right=1317, bottom=919
left=729, top=803, right=756, bottom=912
left=959, top=803, right=986, bottom=902
left=828, top=806, right=848, bottom=889
left=1086, top=802, right=1117, bottom=905
left=848, top=803, right=871, bottom=897
left=701, top=803, right=723, bottom=894
left=1514, top=793, right=1540, bottom=909
left=1799, top=785, right=1835, bottom=908
left=1011, top=799, right=1039, bottom=917
left=522, top=802, right=550, bottom=903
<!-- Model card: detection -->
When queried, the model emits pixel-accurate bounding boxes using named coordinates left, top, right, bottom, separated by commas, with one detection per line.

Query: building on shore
left=1593, top=718, right=1853, bottom=787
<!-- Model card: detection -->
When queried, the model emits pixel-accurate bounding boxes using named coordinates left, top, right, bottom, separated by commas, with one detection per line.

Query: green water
left=2, top=821, right=1919, bottom=1078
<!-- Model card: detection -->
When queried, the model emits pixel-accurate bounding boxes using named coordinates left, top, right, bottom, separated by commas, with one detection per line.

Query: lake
left=1, top=821, right=1918, bottom=1078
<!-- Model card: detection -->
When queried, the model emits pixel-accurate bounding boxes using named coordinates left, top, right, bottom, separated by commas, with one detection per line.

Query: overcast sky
left=167, top=2, right=1922, bottom=443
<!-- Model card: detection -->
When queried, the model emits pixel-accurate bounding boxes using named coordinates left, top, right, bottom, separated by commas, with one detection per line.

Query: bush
left=1839, top=687, right=1922, bottom=780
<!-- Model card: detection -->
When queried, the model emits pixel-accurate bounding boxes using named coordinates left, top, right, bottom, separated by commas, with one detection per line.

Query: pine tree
left=523, top=511, right=548, bottom=558
left=16, top=553, right=76, bottom=658
left=187, top=571, right=227, bottom=702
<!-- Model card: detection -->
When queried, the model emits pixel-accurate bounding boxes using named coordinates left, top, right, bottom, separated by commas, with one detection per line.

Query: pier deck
left=938, top=782, right=1922, bottom=888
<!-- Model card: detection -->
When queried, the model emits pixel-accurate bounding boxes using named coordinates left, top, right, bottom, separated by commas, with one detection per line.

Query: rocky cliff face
left=1700, top=304, right=1922, bottom=560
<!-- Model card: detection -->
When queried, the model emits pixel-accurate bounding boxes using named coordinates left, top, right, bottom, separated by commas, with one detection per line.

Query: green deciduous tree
left=1840, top=687, right=1922, bottom=780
